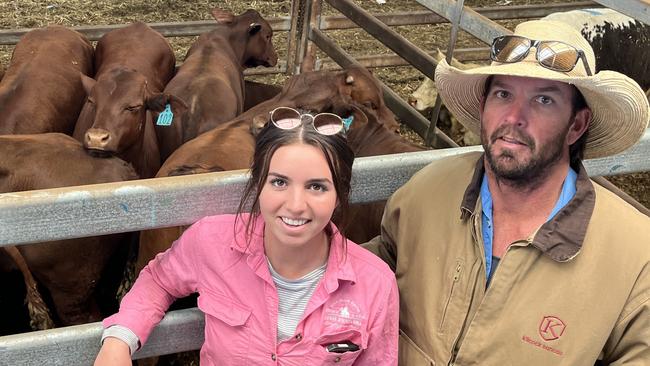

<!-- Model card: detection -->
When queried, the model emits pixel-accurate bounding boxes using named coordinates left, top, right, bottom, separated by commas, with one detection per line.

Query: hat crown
left=504, top=20, right=596, bottom=77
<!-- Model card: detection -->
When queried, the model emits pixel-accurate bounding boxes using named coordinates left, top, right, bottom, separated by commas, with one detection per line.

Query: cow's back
left=0, top=133, right=137, bottom=192
left=0, top=26, right=94, bottom=135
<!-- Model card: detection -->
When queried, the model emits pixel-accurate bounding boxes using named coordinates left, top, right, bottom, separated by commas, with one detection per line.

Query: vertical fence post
left=425, top=0, right=465, bottom=147
left=301, top=0, right=323, bottom=72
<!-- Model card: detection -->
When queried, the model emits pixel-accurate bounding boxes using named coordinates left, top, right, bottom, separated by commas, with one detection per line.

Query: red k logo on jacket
left=539, top=316, right=566, bottom=341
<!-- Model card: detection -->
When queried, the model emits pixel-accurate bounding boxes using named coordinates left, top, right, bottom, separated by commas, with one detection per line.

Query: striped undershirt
left=268, top=258, right=326, bottom=341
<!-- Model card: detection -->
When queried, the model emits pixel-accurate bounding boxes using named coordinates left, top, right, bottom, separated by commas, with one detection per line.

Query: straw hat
left=435, top=20, right=649, bottom=159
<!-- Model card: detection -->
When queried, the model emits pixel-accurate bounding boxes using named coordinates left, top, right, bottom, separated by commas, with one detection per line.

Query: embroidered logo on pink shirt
left=323, top=299, right=364, bottom=329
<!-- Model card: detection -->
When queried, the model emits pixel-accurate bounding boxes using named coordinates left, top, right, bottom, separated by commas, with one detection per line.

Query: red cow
left=244, top=80, right=282, bottom=111
left=72, top=22, right=182, bottom=178
left=0, top=133, right=138, bottom=329
left=0, top=26, right=93, bottom=134
left=136, top=66, right=414, bottom=272
left=155, top=8, right=278, bottom=161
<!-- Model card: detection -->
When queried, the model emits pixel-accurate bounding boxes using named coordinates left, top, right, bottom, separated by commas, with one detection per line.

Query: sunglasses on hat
left=490, top=35, right=593, bottom=76
left=270, top=107, right=350, bottom=135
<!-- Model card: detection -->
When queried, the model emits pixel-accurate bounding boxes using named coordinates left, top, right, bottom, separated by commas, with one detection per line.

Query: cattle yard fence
left=1, top=1, right=649, bottom=364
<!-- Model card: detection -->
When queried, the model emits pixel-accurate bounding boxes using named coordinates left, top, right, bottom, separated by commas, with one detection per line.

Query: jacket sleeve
left=102, top=222, right=202, bottom=346
left=362, top=196, right=399, bottom=272
left=600, top=265, right=650, bottom=365
left=354, top=274, right=399, bottom=365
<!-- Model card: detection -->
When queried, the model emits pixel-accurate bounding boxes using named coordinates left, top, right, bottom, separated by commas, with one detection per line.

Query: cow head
left=212, top=8, right=278, bottom=68
left=81, top=69, right=186, bottom=156
left=337, top=66, right=401, bottom=133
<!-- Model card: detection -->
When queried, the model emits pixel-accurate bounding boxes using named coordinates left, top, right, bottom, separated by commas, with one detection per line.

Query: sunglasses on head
left=269, top=107, right=350, bottom=135
left=490, top=35, right=593, bottom=76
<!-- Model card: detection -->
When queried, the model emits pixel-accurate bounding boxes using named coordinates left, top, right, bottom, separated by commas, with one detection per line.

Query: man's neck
left=486, top=161, right=570, bottom=257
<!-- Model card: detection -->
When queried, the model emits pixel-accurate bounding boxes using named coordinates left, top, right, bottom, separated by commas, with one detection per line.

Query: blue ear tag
left=342, top=115, right=354, bottom=131
left=156, top=104, right=173, bottom=126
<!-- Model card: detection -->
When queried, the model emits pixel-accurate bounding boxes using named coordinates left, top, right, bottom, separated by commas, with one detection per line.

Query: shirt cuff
left=101, top=325, right=140, bottom=355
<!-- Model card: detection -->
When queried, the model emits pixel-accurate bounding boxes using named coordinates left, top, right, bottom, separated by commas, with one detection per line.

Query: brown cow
left=156, top=8, right=278, bottom=161
left=72, top=22, right=182, bottom=179
left=136, top=66, right=410, bottom=272
left=244, top=79, right=282, bottom=111
left=0, top=26, right=93, bottom=134
left=0, top=133, right=138, bottom=328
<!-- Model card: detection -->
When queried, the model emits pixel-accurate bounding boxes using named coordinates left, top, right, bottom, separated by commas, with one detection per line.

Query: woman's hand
left=94, top=337, right=132, bottom=366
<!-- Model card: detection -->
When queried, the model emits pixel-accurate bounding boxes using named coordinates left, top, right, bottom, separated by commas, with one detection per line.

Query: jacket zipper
left=439, top=261, right=463, bottom=332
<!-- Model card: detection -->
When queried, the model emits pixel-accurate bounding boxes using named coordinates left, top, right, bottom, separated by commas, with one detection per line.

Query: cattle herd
left=1, top=5, right=649, bottom=346
left=0, top=8, right=422, bottom=336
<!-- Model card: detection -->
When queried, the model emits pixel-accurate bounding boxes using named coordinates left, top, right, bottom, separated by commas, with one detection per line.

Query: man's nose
left=502, top=99, right=528, bottom=127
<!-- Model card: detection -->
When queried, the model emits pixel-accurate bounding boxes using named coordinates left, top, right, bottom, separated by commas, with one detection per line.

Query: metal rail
left=2, top=131, right=649, bottom=247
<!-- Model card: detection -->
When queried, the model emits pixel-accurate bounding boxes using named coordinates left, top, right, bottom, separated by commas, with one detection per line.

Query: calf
left=244, top=80, right=282, bottom=111
left=543, top=8, right=650, bottom=90
left=0, top=26, right=93, bottom=134
left=72, top=22, right=182, bottom=178
left=156, top=8, right=278, bottom=161
left=0, top=133, right=138, bottom=329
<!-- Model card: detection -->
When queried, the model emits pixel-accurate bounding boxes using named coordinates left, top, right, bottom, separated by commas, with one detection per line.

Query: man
left=365, top=20, right=649, bottom=365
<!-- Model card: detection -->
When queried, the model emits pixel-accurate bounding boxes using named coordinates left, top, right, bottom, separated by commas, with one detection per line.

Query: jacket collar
left=230, top=213, right=357, bottom=287
left=460, top=154, right=595, bottom=262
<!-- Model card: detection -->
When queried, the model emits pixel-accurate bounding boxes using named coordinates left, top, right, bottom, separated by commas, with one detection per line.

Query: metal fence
left=1, top=0, right=649, bottom=364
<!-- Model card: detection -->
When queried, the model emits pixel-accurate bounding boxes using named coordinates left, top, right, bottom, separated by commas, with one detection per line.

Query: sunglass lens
left=537, top=41, right=579, bottom=72
left=313, top=114, right=344, bottom=135
left=492, top=36, right=531, bottom=63
left=272, top=108, right=302, bottom=129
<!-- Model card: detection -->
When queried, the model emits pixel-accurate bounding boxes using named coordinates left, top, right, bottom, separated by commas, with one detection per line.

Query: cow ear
left=250, top=113, right=268, bottom=136
left=212, top=8, right=234, bottom=24
left=145, top=93, right=187, bottom=115
left=80, top=73, right=95, bottom=95
left=248, top=23, right=262, bottom=36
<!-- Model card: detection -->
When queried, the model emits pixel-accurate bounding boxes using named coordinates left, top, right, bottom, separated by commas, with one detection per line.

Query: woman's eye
left=536, top=95, right=553, bottom=105
left=308, top=183, right=327, bottom=192
left=270, top=178, right=286, bottom=187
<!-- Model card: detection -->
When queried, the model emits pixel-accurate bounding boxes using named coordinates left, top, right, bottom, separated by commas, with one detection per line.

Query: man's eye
left=495, top=90, right=509, bottom=99
left=536, top=95, right=553, bottom=105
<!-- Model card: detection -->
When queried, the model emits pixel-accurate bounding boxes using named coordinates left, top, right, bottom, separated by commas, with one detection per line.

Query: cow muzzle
left=84, top=128, right=115, bottom=155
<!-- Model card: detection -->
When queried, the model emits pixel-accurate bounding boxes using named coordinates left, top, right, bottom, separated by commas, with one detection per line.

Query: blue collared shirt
left=480, top=168, right=578, bottom=280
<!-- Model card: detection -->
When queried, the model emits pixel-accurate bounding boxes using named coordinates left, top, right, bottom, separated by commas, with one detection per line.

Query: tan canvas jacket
left=365, top=152, right=650, bottom=366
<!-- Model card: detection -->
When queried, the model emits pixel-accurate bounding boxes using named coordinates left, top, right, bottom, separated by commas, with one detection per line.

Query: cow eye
left=126, top=105, right=141, bottom=112
left=363, top=101, right=376, bottom=109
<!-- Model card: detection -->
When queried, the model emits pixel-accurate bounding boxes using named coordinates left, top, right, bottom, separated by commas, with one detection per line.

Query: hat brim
left=435, top=59, right=649, bottom=159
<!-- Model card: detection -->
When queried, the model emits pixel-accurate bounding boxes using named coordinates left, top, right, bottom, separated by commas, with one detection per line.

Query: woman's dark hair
left=235, top=113, right=355, bottom=242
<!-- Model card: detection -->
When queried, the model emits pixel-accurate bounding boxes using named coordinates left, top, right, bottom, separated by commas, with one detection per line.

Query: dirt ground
left=0, top=0, right=647, bottom=362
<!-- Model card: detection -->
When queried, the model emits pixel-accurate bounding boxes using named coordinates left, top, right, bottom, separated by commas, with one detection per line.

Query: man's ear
left=568, top=107, right=591, bottom=145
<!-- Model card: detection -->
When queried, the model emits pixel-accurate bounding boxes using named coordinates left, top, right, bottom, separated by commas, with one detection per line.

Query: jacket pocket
left=399, top=330, right=435, bottom=366
left=439, top=260, right=463, bottom=332
left=198, top=289, right=252, bottom=365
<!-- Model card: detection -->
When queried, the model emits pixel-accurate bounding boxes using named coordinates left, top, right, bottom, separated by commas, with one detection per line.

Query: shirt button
left=271, top=353, right=276, bottom=361
left=334, top=356, right=341, bottom=363
left=295, top=333, right=302, bottom=341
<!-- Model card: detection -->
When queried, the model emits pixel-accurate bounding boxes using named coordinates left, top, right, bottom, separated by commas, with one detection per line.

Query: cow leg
left=1, top=246, right=54, bottom=330
left=19, top=236, right=122, bottom=325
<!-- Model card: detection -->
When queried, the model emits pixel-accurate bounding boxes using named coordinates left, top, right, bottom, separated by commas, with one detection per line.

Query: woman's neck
left=264, top=231, right=331, bottom=280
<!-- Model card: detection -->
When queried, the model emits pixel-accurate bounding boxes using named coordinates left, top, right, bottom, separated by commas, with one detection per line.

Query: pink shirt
left=104, top=214, right=398, bottom=365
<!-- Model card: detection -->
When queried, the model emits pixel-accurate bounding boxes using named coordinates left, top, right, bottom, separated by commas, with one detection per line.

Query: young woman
left=94, top=107, right=398, bottom=365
